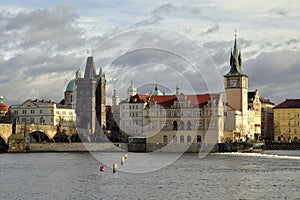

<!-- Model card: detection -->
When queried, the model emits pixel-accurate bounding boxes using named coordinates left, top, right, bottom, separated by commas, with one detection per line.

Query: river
left=0, top=151, right=300, bottom=199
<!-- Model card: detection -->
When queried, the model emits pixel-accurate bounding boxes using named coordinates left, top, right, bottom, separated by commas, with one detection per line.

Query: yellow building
left=273, top=99, right=300, bottom=142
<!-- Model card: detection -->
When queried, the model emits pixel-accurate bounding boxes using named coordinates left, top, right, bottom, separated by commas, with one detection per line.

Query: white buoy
left=121, top=156, right=125, bottom=165
left=113, top=163, right=117, bottom=173
left=124, top=153, right=128, bottom=159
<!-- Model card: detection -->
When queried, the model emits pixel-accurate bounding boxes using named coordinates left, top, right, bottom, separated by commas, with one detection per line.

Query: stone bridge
left=0, top=123, right=77, bottom=146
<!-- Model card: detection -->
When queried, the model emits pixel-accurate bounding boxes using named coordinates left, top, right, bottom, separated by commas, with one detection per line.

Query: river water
left=0, top=151, right=300, bottom=200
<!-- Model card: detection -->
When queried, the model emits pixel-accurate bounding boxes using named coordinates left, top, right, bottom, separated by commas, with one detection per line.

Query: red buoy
left=100, top=165, right=105, bottom=172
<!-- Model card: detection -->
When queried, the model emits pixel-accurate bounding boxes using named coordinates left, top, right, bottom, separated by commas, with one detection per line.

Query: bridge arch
left=70, top=133, right=89, bottom=142
left=29, top=131, right=51, bottom=143
left=53, top=131, right=70, bottom=142
left=0, top=135, right=8, bottom=152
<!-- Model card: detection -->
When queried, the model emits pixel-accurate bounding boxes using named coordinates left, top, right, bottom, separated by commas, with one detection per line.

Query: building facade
left=119, top=91, right=224, bottom=145
left=273, top=99, right=300, bottom=142
left=260, top=97, right=275, bottom=141
left=11, top=99, right=75, bottom=127
left=248, top=90, right=261, bottom=140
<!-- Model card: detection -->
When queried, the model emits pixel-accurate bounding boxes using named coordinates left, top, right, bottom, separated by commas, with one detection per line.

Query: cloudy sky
left=0, top=0, right=299, bottom=105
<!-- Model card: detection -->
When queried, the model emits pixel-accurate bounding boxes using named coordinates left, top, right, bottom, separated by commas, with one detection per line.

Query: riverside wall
left=28, top=142, right=127, bottom=152
left=265, top=142, right=300, bottom=150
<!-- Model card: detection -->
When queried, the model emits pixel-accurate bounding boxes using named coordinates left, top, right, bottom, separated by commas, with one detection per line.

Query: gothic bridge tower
left=75, top=56, right=106, bottom=141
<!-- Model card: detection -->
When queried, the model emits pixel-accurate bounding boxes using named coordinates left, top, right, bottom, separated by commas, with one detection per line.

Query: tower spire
left=225, top=31, right=245, bottom=76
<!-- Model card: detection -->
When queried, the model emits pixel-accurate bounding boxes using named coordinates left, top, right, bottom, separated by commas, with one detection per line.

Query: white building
left=11, top=99, right=76, bottom=127
left=119, top=94, right=148, bottom=137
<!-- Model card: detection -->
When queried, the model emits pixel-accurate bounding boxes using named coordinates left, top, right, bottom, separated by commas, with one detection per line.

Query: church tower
left=224, top=33, right=248, bottom=135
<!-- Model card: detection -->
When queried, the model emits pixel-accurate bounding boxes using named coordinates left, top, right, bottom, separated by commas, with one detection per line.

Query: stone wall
left=146, top=143, right=218, bottom=153
left=265, top=142, right=300, bottom=150
left=28, top=142, right=127, bottom=152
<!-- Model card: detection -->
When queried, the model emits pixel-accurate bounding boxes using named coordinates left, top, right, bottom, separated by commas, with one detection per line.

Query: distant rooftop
left=274, top=99, right=300, bottom=109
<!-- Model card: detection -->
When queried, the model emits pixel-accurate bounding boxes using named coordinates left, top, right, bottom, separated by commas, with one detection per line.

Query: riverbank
left=27, top=142, right=127, bottom=152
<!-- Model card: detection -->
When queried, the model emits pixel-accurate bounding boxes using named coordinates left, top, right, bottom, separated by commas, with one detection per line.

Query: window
left=62, top=111, right=66, bottom=115
left=163, top=135, right=168, bottom=143
left=173, top=121, right=178, bottom=130
left=180, top=121, right=184, bottom=130
left=167, top=111, right=171, bottom=116
left=70, top=95, right=73, bottom=102
left=163, top=122, right=168, bottom=129
left=187, top=121, right=192, bottom=130
left=21, top=118, right=26, bottom=122
left=180, top=135, right=184, bottom=143
left=22, top=110, right=26, bottom=114
left=56, top=111, right=59, bottom=114
left=14, top=110, right=18, bottom=114
left=30, top=110, right=35, bottom=114
left=30, top=118, right=34, bottom=123
left=173, top=135, right=177, bottom=143
left=40, top=110, right=42, bottom=114
left=187, top=135, right=192, bottom=143
left=197, top=135, right=202, bottom=143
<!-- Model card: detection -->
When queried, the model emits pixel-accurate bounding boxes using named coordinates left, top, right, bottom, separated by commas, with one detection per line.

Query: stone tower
left=224, top=33, right=248, bottom=136
left=75, top=56, right=106, bottom=141
left=96, top=67, right=106, bottom=129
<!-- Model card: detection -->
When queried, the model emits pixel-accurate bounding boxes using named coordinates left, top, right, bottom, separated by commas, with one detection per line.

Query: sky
left=0, top=0, right=299, bottom=105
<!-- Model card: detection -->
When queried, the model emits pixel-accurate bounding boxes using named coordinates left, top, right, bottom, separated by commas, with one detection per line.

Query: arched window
left=173, top=135, right=177, bottom=143
left=197, top=135, right=202, bottom=143
left=187, top=121, right=192, bottom=130
left=180, top=135, right=184, bottom=143
left=187, top=135, right=192, bottom=143
left=163, top=135, right=168, bottom=143
left=173, top=121, right=178, bottom=130
left=180, top=121, right=185, bottom=130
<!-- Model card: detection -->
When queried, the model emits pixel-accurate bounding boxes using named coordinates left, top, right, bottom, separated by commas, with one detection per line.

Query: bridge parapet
left=16, top=123, right=76, bottom=140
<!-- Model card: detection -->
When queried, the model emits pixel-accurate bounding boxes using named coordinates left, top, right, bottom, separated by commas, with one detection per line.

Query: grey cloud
left=269, top=7, right=288, bottom=17
left=132, top=15, right=163, bottom=27
left=133, top=3, right=204, bottom=28
left=285, top=38, right=300, bottom=46
left=151, top=3, right=178, bottom=16
left=152, top=3, right=202, bottom=16
left=203, top=22, right=219, bottom=35
left=245, top=50, right=300, bottom=103
left=0, top=5, right=83, bottom=52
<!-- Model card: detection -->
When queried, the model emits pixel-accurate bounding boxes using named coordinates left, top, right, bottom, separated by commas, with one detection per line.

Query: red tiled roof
left=274, top=99, right=300, bottom=109
left=152, top=94, right=217, bottom=108
left=151, top=95, right=177, bottom=108
left=129, top=94, right=149, bottom=103
left=0, top=103, right=7, bottom=108
left=129, top=93, right=218, bottom=108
